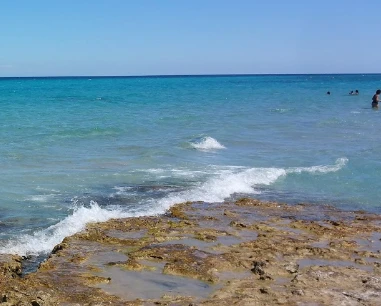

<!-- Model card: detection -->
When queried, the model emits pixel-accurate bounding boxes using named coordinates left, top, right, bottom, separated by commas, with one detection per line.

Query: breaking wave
left=0, top=158, right=347, bottom=256
left=190, top=136, right=226, bottom=151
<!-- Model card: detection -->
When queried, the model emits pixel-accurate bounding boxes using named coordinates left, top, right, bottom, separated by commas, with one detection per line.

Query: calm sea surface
left=0, top=74, right=380, bottom=255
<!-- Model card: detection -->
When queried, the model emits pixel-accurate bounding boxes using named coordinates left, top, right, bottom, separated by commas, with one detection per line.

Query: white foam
left=154, top=167, right=287, bottom=212
left=191, top=137, right=226, bottom=151
left=272, top=108, right=291, bottom=113
left=36, top=187, right=60, bottom=193
left=140, top=168, right=210, bottom=179
left=112, top=186, right=134, bottom=196
left=0, top=201, right=144, bottom=256
left=152, top=158, right=348, bottom=212
left=144, top=168, right=165, bottom=173
left=26, top=195, right=56, bottom=202
left=287, top=158, right=348, bottom=174
left=0, top=158, right=348, bottom=256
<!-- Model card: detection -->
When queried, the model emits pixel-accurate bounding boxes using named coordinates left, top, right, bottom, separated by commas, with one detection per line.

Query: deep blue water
left=0, top=74, right=380, bottom=255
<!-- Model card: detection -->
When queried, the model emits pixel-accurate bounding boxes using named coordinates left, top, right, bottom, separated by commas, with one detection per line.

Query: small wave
left=287, top=158, right=348, bottom=174
left=112, top=186, right=134, bottom=193
left=154, top=167, right=287, bottom=212
left=153, top=158, right=348, bottom=212
left=110, top=186, right=135, bottom=197
left=271, top=108, right=292, bottom=113
left=190, top=137, right=226, bottom=151
left=0, top=202, right=138, bottom=256
left=26, top=194, right=57, bottom=202
left=144, top=168, right=166, bottom=174
left=142, top=168, right=210, bottom=176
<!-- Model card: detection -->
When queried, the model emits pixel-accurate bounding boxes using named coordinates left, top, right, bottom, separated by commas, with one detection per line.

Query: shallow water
left=97, top=265, right=216, bottom=300
left=0, top=74, right=380, bottom=256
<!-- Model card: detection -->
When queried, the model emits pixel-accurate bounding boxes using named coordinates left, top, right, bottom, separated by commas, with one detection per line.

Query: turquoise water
left=0, top=74, right=380, bottom=255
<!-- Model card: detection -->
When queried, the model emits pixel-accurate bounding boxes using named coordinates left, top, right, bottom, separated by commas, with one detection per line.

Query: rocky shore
left=1, top=198, right=381, bottom=305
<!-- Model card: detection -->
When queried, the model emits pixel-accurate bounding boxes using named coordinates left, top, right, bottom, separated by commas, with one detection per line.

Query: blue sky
left=0, top=0, right=380, bottom=76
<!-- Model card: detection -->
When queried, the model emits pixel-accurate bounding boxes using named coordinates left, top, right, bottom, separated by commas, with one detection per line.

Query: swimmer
left=372, top=89, right=381, bottom=108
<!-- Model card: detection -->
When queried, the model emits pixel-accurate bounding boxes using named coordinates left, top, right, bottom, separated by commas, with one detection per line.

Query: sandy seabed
left=1, top=198, right=381, bottom=305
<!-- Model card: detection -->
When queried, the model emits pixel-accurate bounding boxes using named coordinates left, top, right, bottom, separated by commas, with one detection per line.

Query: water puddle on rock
left=354, top=232, right=381, bottom=253
left=298, top=258, right=373, bottom=272
left=87, top=251, right=128, bottom=268
left=94, top=265, right=218, bottom=300
left=104, top=229, right=147, bottom=240
left=154, top=235, right=250, bottom=254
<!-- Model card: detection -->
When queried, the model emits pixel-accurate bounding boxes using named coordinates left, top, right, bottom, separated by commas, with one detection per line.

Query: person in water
left=355, top=90, right=359, bottom=95
left=326, top=91, right=331, bottom=95
left=372, top=89, right=381, bottom=108
left=349, top=90, right=354, bottom=95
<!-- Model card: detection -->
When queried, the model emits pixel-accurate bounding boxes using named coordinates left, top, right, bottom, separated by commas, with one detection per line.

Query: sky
left=0, top=0, right=380, bottom=76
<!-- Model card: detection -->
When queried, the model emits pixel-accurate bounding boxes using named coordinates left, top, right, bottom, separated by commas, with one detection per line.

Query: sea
left=0, top=74, right=380, bottom=257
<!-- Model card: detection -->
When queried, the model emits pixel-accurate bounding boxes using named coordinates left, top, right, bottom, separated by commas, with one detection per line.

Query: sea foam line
left=150, top=158, right=348, bottom=213
left=0, top=158, right=347, bottom=256
left=287, top=157, right=348, bottom=174
left=0, top=202, right=142, bottom=256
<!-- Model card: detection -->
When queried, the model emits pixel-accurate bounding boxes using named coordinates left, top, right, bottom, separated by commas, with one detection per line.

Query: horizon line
left=0, top=72, right=380, bottom=79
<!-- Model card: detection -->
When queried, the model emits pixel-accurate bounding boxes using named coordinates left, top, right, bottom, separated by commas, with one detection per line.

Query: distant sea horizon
left=1, top=72, right=381, bottom=79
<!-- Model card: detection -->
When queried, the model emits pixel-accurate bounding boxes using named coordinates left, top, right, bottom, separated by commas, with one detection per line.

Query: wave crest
left=0, top=158, right=348, bottom=256
left=155, top=158, right=348, bottom=211
left=0, top=201, right=134, bottom=256
left=190, top=137, right=226, bottom=151
left=287, top=158, right=348, bottom=174
left=155, top=167, right=287, bottom=212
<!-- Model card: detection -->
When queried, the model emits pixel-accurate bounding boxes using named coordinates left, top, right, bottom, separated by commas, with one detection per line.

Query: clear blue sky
left=1, top=0, right=380, bottom=76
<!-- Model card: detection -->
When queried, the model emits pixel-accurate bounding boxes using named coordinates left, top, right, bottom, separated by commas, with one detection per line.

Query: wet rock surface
left=1, top=198, right=381, bottom=305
